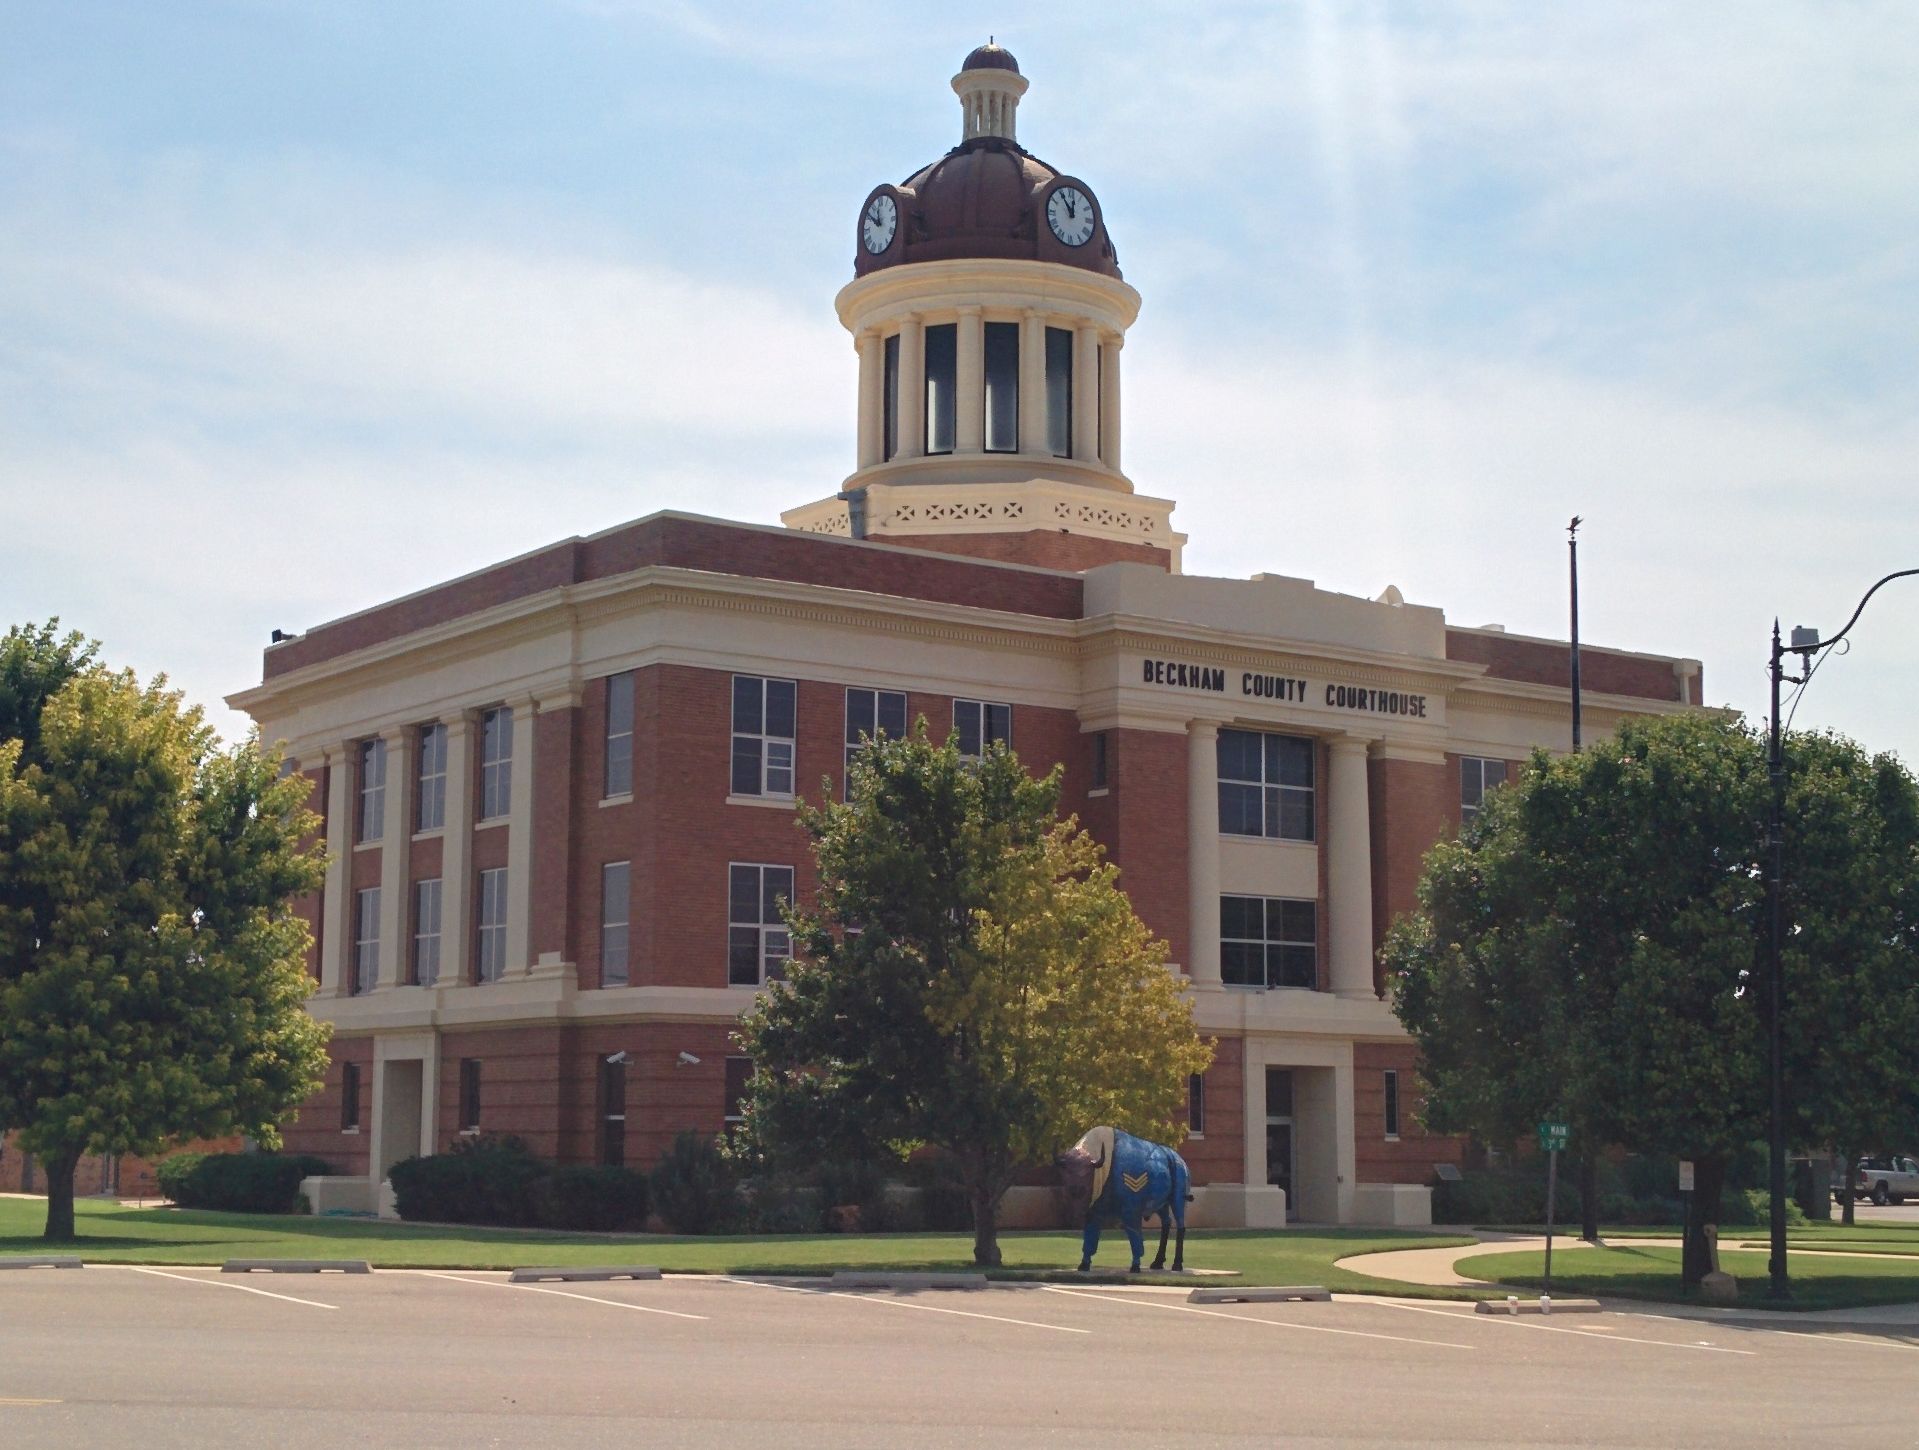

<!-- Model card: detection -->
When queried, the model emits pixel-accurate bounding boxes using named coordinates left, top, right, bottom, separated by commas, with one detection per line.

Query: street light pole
left=1765, top=567, right=1919, bottom=1302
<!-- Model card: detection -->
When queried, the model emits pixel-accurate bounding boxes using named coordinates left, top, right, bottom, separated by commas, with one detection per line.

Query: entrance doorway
left=377, top=1059, right=424, bottom=1181
left=1265, top=1068, right=1298, bottom=1221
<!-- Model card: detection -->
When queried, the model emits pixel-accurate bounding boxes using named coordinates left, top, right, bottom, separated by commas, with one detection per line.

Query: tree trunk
left=1578, top=1149, right=1599, bottom=1242
left=1680, top=1154, right=1726, bottom=1290
left=1839, top=1148, right=1856, bottom=1227
left=970, top=1182, right=1002, bottom=1267
left=42, top=1150, right=81, bottom=1242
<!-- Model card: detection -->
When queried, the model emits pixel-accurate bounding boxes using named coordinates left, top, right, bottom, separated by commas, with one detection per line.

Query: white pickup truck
left=1844, top=1156, right=1919, bottom=1205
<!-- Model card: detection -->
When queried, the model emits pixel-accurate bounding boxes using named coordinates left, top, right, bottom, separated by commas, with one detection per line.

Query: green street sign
left=1537, top=1121, right=1570, bottom=1152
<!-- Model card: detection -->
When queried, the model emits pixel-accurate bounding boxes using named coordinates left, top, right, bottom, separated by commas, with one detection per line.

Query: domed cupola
left=784, top=44, right=1183, bottom=574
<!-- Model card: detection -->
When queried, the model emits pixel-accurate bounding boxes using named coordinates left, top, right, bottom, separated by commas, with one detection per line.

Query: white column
left=438, top=714, right=473, bottom=989
left=896, top=316, right=925, bottom=459
left=318, top=745, right=353, bottom=997
left=505, top=697, right=536, bottom=977
left=855, top=330, right=883, bottom=469
left=1018, top=312, right=1047, bottom=455
left=376, top=727, right=411, bottom=991
left=1072, top=322, right=1100, bottom=461
left=1186, top=721, right=1221, bottom=987
left=955, top=306, right=983, bottom=454
left=1099, top=334, right=1123, bottom=473
left=1327, top=735, right=1376, bottom=999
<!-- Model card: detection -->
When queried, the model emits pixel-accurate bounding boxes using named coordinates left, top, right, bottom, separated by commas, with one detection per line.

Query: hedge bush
left=650, top=1131, right=739, bottom=1234
left=164, top=1152, right=330, bottom=1213
left=530, top=1165, right=651, bottom=1232
left=389, top=1135, right=547, bottom=1226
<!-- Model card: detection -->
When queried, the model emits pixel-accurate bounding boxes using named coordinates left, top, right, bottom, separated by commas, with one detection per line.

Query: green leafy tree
left=0, top=622, right=331, bottom=1240
left=1388, top=712, right=1919, bottom=1288
left=734, top=726, right=1212, bottom=1267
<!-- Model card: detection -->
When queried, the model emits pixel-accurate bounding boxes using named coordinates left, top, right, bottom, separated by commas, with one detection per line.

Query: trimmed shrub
left=903, top=1158, right=974, bottom=1232
left=650, top=1131, right=738, bottom=1234
left=1723, top=1187, right=1808, bottom=1228
left=1431, top=1166, right=1581, bottom=1226
left=741, top=1171, right=819, bottom=1234
left=389, top=1135, right=546, bottom=1226
left=170, top=1153, right=315, bottom=1213
left=531, top=1165, right=650, bottom=1232
left=155, top=1151, right=209, bottom=1204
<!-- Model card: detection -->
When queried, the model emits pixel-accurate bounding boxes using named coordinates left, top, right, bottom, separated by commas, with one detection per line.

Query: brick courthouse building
left=234, top=46, right=1702, bottom=1225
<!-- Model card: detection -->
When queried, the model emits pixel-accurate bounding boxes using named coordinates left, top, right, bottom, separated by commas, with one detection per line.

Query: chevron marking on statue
left=1122, top=1171, right=1149, bottom=1193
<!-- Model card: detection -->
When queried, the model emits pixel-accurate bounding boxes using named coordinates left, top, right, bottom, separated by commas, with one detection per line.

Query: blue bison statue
left=1055, top=1126, right=1191, bottom=1273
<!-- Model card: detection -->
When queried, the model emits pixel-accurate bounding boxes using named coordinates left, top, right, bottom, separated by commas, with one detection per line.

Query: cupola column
left=1099, top=334, right=1123, bottom=473
left=955, top=306, right=984, bottom=454
left=855, top=329, right=884, bottom=469
left=896, top=316, right=925, bottom=459
left=1072, top=323, right=1100, bottom=462
left=1018, top=312, right=1047, bottom=456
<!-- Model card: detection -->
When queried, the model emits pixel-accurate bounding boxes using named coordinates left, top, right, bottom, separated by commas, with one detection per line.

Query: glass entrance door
left=1265, top=1068, right=1299, bottom=1221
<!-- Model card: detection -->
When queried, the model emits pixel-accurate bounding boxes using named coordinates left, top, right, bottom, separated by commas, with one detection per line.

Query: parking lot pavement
left=3, top=1269, right=1919, bottom=1448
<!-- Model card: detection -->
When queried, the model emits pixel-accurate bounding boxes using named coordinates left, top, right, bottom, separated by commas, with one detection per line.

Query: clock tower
left=783, top=43, right=1183, bottom=571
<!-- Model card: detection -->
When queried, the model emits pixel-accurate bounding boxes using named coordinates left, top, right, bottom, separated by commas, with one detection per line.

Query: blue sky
left=3, top=1, right=1916, bottom=761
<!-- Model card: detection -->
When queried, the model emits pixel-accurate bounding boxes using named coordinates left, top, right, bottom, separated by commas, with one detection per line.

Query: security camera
left=676, top=1051, right=702, bottom=1067
left=604, top=1050, right=629, bottom=1066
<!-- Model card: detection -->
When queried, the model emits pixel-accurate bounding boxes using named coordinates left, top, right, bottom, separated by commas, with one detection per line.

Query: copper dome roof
left=961, top=42, right=1019, bottom=73
left=854, top=140, right=1121, bottom=279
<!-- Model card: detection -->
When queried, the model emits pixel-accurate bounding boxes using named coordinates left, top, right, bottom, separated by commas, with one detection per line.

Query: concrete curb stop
left=830, top=1271, right=988, bottom=1291
left=1189, top=1285, right=1331, bottom=1304
left=1475, top=1296, right=1604, bottom=1315
left=222, top=1259, right=372, bottom=1274
left=509, top=1266, right=663, bottom=1283
left=0, top=1256, right=84, bottom=1270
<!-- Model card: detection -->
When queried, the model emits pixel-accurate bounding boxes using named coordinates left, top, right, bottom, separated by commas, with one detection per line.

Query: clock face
left=861, top=193, right=898, bottom=254
left=1046, top=186, right=1096, bottom=247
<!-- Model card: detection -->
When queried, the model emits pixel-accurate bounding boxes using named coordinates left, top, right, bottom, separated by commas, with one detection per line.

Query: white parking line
left=125, top=1265, right=338, bottom=1310
left=415, top=1270, right=708, bottom=1321
left=1375, top=1300, right=1754, bottom=1355
left=1042, top=1285, right=1472, bottom=1350
left=721, top=1276, right=1091, bottom=1334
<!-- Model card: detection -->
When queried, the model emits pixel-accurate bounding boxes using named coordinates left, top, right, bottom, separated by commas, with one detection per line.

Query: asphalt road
left=2, top=1266, right=1917, bottom=1448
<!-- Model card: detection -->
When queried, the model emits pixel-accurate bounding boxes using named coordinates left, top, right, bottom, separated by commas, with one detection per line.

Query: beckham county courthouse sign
left=1139, top=658, right=1433, bottom=720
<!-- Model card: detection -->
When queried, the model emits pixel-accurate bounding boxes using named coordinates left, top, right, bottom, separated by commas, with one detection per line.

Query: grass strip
left=1461, top=1242, right=1919, bottom=1311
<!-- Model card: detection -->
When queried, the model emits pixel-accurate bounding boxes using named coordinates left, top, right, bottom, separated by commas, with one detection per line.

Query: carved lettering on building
left=1138, top=659, right=1429, bottom=719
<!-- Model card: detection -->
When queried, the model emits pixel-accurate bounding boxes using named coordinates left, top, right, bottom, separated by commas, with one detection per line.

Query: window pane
left=882, top=333, right=900, bottom=461
left=602, top=924, right=629, bottom=985
left=729, top=865, right=758, bottom=925
left=984, top=321, right=1019, bottom=452
left=1188, top=1074, right=1205, bottom=1135
left=607, top=672, right=634, bottom=735
left=1220, top=894, right=1262, bottom=940
left=1277, top=788, right=1313, bottom=842
left=763, top=928, right=791, bottom=981
left=602, top=861, right=629, bottom=926
left=1217, top=729, right=1262, bottom=783
left=1220, top=940, right=1264, bottom=987
left=724, top=1057, right=752, bottom=1121
left=732, top=676, right=762, bottom=734
left=877, top=690, right=907, bottom=738
left=764, top=679, right=796, bottom=739
left=764, top=740, right=793, bottom=795
left=1272, top=944, right=1317, bottom=989
left=985, top=703, right=1011, bottom=746
left=1045, top=326, right=1072, bottom=457
left=1276, top=735, right=1315, bottom=788
left=1461, top=760, right=1483, bottom=810
left=846, top=689, right=875, bottom=744
left=762, top=866, right=793, bottom=926
left=924, top=322, right=956, bottom=454
left=1277, top=899, right=1317, bottom=944
left=1486, top=758, right=1508, bottom=788
left=1218, top=782, right=1263, bottom=837
left=954, top=701, right=981, bottom=757
left=731, top=737, right=761, bottom=796
left=728, top=927, right=761, bottom=985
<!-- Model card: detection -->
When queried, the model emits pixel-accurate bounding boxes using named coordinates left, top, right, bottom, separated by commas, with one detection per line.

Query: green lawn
left=1462, top=1242, right=1919, bottom=1310
left=0, top=1197, right=1475, bottom=1295
left=1482, top=1222, right=1919, bottom=1247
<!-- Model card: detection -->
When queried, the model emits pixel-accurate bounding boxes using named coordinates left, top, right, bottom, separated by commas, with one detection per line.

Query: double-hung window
left=731, top=676, right=796, bottom=797
left=352, top=886, right=380, bottom=994
left=459, top=1059, right=482, bottom=1132
left=416, top=723, right=447, bottom=831
left=728, top=864, right=793, bottom=986
left=340, top=1063, right=362, bottom=1131
left=357, top=738, right=387, bottom=843
left=952, top=699, right=1011, bottom=759
left=1384, top=1070, right=1401, bottom=1139
left=844, top=687, right=907, bottom=796
left=480, top=707, right=513, bottom=820
left=476, top=867, right=508, bottom=982
left=1220, top=895, right=1317, bottom=990
left=599, top=1056, right=626, bottom=1167
left=601, top=861, right=631, bottom=987
left=1460, top=757, right=1509, bottom=825
left=1218, top=729, right=1315, bottom=841
left=412, top=878, right=442, bottom=986
left=604, top=672, right=634, bottom=798
left=1188, top=1074, right=1205, bottom=1137
left=724, top=1056, right=753, bottom=1129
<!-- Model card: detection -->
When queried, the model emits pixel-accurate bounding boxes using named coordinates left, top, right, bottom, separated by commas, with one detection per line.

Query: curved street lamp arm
left=1808, top=567, right=1919, bottom=657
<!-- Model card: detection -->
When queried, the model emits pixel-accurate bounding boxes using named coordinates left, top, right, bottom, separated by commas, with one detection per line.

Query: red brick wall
left=281, top=1038, right=374, bottom=1175
left=1367, top=755, right=1453, bottom=983
left=530, top=706, right=576, bottom=965
left=1097, top=728, right=1189, bottom=967
left=0, top=1133, right=245, bottom=1201
left=878, top=530, right=1171, bottom=572
left=1446, top=629, right=1689, bottom=703
left=1180, top=1036, right=1242, bottom=1186
left=1354, top=1041, right=1462, bottom=1184
left=265, top=515, right=1086, bottom=680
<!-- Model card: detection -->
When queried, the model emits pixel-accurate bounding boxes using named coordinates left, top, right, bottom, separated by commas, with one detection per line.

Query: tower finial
left=954, top=42, right=1028, bottom=143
